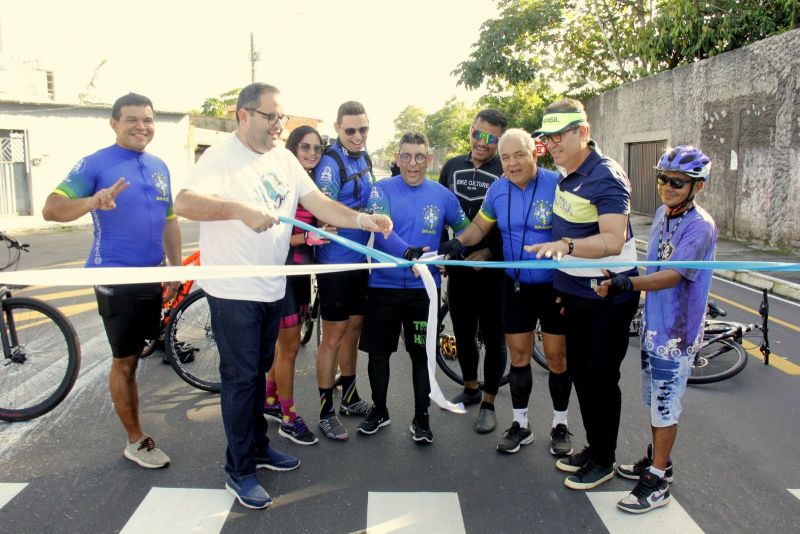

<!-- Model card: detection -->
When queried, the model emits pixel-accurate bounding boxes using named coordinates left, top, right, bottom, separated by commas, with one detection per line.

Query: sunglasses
left=298, top=142, right=324, bottom=154
left=399, top=152, right=428, bottom=164
left=471, top=128, right=499, bottom=145
left=343, top=126, right=369, bottom=136
left=245, top=108, right=290, bottom=126
left=538, top=126, right=579, bottom=145
left=656, top=173, right=691, bottom=189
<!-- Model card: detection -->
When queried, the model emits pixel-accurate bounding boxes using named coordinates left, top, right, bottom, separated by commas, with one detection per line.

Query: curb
left=634, top=239, right=800, bottom=303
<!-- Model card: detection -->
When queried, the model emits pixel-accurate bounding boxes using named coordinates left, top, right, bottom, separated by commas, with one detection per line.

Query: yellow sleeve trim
left=478, top=209, right=496, bottom=223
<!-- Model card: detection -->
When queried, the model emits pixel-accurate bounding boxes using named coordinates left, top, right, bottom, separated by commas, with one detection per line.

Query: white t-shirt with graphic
left=183, top=134, right=316, bottom=302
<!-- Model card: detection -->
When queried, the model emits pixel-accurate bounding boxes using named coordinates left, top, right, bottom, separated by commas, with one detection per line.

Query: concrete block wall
left=586, top=29, right=800, bottom=250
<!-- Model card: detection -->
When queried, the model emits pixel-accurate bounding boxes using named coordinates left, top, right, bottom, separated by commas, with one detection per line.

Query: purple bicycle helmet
left=655, top=145, right=711, bottom=181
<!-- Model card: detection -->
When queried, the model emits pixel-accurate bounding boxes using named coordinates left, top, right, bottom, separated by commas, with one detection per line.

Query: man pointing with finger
left=42, top=92, right=182, bottom=470
left=174, top=83, right=393, bottom=510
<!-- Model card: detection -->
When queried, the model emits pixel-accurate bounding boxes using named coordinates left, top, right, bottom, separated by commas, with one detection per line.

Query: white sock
left=552, top=410, right=568, bottom=427
left=512, top=408, right=528, bottom=427
left=648, top=465, right=666, bottom=479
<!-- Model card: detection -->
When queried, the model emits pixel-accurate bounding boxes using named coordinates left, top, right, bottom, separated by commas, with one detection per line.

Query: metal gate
left=627, top=140, right=667, bottom=216
left=0, top=130, right=31, bottom=216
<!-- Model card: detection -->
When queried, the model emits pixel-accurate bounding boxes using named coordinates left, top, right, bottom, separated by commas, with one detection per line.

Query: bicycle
left=630, top=291, right=771, bottom=384
left=436, top=288, right=512, bottom=389
left=0, top=232, right=82, bottom=422
left=140, top=250, right=220, bottom=394
left=300, top=275, right=320, bottom=347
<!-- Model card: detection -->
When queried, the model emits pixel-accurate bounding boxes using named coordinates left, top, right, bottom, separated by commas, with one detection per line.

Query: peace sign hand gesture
left=90, top=177, right=130, bottom=211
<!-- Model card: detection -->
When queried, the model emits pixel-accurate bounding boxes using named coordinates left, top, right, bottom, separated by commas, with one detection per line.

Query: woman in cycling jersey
left=263, top=125, right=331, bottom=445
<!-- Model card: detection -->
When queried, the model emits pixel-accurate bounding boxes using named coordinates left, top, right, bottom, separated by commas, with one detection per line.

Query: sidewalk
left=630, top=213, right=800, bottom=302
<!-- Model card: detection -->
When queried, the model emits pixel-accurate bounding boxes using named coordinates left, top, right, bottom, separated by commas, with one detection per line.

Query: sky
left=0, top=0, right=499, bottom=149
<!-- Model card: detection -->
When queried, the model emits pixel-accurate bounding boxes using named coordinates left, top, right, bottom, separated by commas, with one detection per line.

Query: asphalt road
left=1, top=222, right=799, bottom=533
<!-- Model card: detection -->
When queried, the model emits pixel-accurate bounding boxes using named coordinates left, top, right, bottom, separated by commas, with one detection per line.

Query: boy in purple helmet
left=595, top=145, right=717, bottom=514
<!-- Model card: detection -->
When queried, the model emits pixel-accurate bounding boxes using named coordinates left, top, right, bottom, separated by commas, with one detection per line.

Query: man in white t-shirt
left=174, top=83, right=392, bottom=510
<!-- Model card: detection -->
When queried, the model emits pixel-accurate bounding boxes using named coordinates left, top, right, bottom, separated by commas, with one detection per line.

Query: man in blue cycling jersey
left=596, top=145, right=717, bottom=514
left=439, top=129, right=570, bottom=455
left=313, top=101, right=376, bottom=440
left=42, top=92, right=182, bottom=470
left=357, top=132, right=469, bottom=444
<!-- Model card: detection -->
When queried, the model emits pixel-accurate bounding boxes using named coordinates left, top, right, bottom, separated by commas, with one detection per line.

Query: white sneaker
left=124, top=435, right=170, bottom=468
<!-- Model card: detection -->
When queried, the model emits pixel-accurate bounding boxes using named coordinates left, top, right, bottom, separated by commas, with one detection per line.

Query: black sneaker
left=556, top=446, right=592, bottom=473
left=496, top=422, right=534, bottom=454
left=564, top=460, right=615, bottom=490
left=449, top=389, right=482, bottom=407
left=617, top=471, right=671, bottom=513
left=617, top=444, right=674, bottom=482
left=549, top=424, right=573, bottom=456
left=357, top=406, right=391, bottom=435
left=278, top=417, right=319, bottom=446
left=410, top=414, right=433, bottom=444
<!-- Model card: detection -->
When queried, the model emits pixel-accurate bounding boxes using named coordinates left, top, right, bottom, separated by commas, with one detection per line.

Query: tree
left=425, top=98, right=475, bottom=159
left=456, top=0, right=798, bottom=96
left=199, top=88, right=241, bottom=118
left=477, top=81, right=556, bottom=133
left=392, top=105, right=428, bottom=142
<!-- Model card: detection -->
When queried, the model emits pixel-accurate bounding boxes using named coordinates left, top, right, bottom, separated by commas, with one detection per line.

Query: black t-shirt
left=438, top=153, right=504, bottom=259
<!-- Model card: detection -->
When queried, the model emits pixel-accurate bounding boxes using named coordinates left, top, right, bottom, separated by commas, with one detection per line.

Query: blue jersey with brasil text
left=479, top=168, right=560, bottom=285
left=314, top=141, right=374, bottom=264
left=54, top=144, right=174, bottom=268
left=368, top=176, right=468, bottom=289
left=642, top=204, right=718, bottom=358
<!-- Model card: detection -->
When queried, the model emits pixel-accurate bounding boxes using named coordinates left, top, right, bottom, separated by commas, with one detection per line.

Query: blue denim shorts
left=641, top=350, right=691, bottom=427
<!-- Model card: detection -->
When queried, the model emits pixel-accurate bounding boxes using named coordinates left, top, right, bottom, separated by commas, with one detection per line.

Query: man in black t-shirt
left=438, top=109, right=507, bottom=434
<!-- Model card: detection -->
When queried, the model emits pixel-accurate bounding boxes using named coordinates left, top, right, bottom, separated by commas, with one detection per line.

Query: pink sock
left=265, top=380, right=279, bottom=406
left=280, top=398, right=297, bottom=423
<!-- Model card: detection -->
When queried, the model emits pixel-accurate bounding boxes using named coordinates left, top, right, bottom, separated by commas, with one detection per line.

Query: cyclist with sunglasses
left=595, top=145, right=716, bottom=514
left=262, top=125, right=331, bottom=446
left=438, top=109, right=508, bottom=434
left=313, top=101, right=376, bottom=441
left=528, top=99, right=640, bottom=491
left=358, top=132, right=469, bottom=444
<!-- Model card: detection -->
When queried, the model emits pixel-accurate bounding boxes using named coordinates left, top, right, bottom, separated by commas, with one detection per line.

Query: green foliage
left=200, top=88, right=241, bottom=118
left=478, top=81, right=556, bottom=133
left=425, top=98, right=475, bottom=158
left=456, top=0, right=799, bottom=96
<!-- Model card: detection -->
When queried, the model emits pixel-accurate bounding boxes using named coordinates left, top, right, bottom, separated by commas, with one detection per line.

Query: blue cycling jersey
left=55, top=144, right=174, bottom=268
left=479, top=168, right=560, bottom=285
left=314, top=141, right=374, bottom=264
left=367, top=176, right=468, bottom=289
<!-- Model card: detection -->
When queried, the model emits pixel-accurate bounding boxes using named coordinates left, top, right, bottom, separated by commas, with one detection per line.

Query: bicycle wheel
left=688, top=335, right=748, bottom=385
left=300, top=280, right=317, bottom=346
left=532, top=321, right=548, bottom=370
left=0, top=297, right=81, bottom=422
left=165, top=290, right=220, bottom=393
left=436, top=301, right=510, bottom=389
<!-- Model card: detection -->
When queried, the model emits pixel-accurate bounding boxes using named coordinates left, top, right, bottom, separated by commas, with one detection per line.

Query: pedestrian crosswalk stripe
left=586, top=491, right=703, bottom=533
left=789, top=489, right=800, bottom=501
left=367, top=492, right=465, bottom=534
left=0, top=483, right=27, bottom=509
left=119, top=487, right=234, bottom=534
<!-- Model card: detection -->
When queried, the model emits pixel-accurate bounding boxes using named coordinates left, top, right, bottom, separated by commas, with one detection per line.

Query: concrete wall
left=0, top=102, right=192, bottom=229
left=586, top=29, right=800, bottom=250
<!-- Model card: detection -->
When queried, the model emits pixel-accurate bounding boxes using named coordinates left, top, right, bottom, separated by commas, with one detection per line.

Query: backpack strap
left=323, top=147, right=374, bottom=208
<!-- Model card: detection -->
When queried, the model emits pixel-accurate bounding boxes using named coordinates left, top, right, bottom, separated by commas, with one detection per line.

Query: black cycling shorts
left=94, top=283, right=162, bottom=358
left=280, top=274, right=311, bottom=329
left=502, top=276, right=565, bottom=335
left=316, top=269, right=368, bottom=322
left=358, top=287, right=433, bottom=354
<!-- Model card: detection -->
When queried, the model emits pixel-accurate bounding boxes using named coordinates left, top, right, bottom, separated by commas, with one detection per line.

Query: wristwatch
left=561, top=237, right=574, bottom=255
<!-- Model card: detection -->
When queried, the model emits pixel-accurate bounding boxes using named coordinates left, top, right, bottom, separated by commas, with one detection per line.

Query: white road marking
left=789, top=489, right=800, bottom=501
left=367, top=492, right=466, bottom=534
left=119, top=487, right=234, bottom=534
left=0, top=483, right=27, bottom=509
left=586, top=491, right=704, bottom=533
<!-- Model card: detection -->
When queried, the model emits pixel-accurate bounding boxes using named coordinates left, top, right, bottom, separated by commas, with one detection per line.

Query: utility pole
left=250, top=32, right=260, bottom=83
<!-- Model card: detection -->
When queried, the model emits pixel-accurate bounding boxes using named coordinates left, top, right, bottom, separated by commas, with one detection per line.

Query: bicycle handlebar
left=0, top=232, right=30, bottom=252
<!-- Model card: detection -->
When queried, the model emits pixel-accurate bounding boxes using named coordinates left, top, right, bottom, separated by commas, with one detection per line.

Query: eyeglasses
left=343, top=126, right=369, bottom=136
left=538, top=126, right=579, bottom=145
left=298, top=142, right=324, bottom=154
left=656, top=173, right=691, bottom=189
left=471, top=128, right=499, bottom=145
left=399, top=152, right=428, bottom=164
left=245, top=108, right=290, bottom=126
